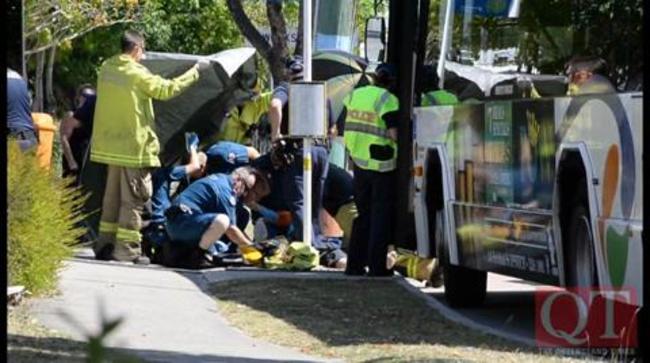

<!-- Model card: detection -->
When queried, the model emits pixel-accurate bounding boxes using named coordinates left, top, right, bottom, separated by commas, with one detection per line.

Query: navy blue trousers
left=346, top=166, right=396, bottom=276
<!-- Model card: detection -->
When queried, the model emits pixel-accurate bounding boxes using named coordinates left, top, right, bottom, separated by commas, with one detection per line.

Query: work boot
left=428, top=258, right=443, bottom=288
left=240, top=245, right=263, bottom=266
left=95, top=244, right=114, bottom=261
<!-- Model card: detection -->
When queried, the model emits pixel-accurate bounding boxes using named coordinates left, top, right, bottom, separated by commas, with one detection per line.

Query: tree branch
left=226, top=0, right=272, bottom=60
left=25, top=19, right=135, bottom=55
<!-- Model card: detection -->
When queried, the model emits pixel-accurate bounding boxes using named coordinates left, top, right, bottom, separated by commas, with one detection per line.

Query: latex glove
left=195, top=58, right=212, bottom=71
left=185, top=132, right=200, bottom=153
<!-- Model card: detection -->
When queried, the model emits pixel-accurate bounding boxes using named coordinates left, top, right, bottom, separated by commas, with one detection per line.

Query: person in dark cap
left=339, top=63, right=400, bottom=276
left=268, top=56, right=304, bottom=141
left=420, top=65, right=458, bottom=106
left=251, top=138, right=347, bottom=268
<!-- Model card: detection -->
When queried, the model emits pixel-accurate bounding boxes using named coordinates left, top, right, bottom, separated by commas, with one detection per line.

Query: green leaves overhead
left=25, top=0, right=142, bottom=54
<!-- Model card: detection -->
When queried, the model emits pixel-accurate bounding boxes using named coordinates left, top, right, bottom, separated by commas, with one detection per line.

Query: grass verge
left=7, top=301, right=86, bottom=362
left=212, top=278, right=590, bottom=363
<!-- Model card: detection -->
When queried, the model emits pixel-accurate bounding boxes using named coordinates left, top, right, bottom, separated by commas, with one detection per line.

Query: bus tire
left=436, top=210, right=487, bottom=307
left=565, top=203, right=598, bottom=288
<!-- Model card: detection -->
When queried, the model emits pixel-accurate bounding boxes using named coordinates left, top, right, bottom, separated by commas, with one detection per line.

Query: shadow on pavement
left=425, top=290, right=536, bottom=340
left=8, top=334, right=321, bottom=363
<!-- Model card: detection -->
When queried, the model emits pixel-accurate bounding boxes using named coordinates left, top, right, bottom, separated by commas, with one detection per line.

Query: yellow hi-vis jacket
left=343, top=85, right=399, bottom=172
left=90, top=54, right=199, bottom=168
left=218, top=92, right=273, bottom=144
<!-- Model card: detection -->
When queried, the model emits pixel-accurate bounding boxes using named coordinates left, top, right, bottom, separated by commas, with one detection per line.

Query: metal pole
left=437, top=0, right=454, bottom=89
left=303, top=0, right=313, bottom=81
left=302, top=0, right=313, bottom=246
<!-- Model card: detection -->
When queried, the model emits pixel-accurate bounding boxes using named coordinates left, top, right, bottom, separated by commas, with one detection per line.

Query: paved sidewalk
left=31, top=252, right=338, bottom=363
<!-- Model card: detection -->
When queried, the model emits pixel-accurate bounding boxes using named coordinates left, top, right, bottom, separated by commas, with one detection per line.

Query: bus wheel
left=437, top=210, right=487, bottom=307
left=566, top=204, right=597, bottom=288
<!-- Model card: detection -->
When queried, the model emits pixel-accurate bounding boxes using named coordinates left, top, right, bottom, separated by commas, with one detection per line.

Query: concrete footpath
left=31, top=249, right=340, bottom=363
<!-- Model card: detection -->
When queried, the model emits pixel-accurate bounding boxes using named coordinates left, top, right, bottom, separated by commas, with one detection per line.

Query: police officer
left=340, top=63, right=400, bottom=276
left=420, top=66, right=458, bottom=106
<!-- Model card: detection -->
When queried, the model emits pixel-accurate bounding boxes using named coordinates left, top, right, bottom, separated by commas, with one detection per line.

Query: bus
left=407, top=0, right=644, bottom=312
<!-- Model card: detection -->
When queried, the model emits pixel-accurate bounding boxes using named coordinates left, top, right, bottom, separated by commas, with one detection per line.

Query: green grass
left=212, top=279, right=590, bottom=363
left=8, top=140, right=87, bottom=295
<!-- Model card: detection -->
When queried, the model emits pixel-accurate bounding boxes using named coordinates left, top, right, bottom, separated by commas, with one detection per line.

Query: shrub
left=7, top=141, right=87, bottom=295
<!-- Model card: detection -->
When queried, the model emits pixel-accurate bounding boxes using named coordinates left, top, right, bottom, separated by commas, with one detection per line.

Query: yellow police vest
left=421, top=90, right=458, bottom=106
left=90, top=54, right=199, bottom=167
left=343, top=86, right=399, bottom=172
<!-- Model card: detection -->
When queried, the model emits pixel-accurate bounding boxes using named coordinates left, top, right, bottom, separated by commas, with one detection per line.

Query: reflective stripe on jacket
left=90, top=54, right=199, bottom=167
left=343, top=85, right=399, bottom=172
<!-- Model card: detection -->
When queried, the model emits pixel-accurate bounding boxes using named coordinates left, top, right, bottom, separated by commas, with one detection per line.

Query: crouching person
left=165, top=167, right=270, bottom=267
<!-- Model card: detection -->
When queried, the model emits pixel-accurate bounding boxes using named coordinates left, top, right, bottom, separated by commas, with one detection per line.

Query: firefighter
left=90, top=30, right=205, bottom=264
left=340, top=63, right=400, bottom=276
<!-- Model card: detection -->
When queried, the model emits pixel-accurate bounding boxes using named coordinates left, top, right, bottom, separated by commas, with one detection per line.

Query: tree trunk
left=45, top=46, right=57, bottom=113
left=267, top=0, right=289, bottom=82
left=226, top=0, right=274, bottom=76
left=34, top=51, right=46, bottom=112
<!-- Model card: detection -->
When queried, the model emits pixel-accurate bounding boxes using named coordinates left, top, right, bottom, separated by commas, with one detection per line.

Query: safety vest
left=343, top=85, right=399, bottom=172
left=421, top=90, right=458, bottom=107
left=90, top=54, right=199, bottom=168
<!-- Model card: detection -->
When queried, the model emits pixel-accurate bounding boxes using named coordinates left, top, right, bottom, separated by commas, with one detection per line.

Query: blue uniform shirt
left=254, top=145, right=330, bottom=249
left=205, top=141, right=249, bottom=174
left=7, top=69, right=34, bottom=133
left=175, top=174, right=238, bottom=225
left=150, top=165, right=188, bottom=223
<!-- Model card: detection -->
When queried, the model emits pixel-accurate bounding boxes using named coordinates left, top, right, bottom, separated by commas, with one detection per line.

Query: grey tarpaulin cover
left=80, top=48, right=258, bottom=237
left=143, top=47, right=258, bottom=165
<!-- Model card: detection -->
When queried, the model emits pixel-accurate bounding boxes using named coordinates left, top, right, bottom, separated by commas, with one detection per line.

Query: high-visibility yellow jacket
left=343, top=85, right=399, bottom=172
left=421, top=90, right=458, bottom=106
left=218, top=92, right=273, bottom=144
left=90, top=54, right=199, bottom=168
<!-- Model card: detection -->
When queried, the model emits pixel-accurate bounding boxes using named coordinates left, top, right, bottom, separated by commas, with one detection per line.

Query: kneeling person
left=165, top=167, right=270, bottom=265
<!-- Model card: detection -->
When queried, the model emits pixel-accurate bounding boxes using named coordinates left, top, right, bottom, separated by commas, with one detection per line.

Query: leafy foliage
left=138, top=0, right=244, bottom=55
left=25, top=0, right=142, bottom=55
left=54, top=26, right=124, bottom=101
left=7, top=141, right=87, bottom=295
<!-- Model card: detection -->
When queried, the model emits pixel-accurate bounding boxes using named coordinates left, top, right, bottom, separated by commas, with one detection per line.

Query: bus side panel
left=556, top=93, right=643, bottom=305
left=452, top=202, right=559, bottom=285
left=451, top=99, right=559, bottom=284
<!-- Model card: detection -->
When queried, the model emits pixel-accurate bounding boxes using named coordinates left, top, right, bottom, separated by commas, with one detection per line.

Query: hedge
left=7, top=140, right=87, bottom=295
